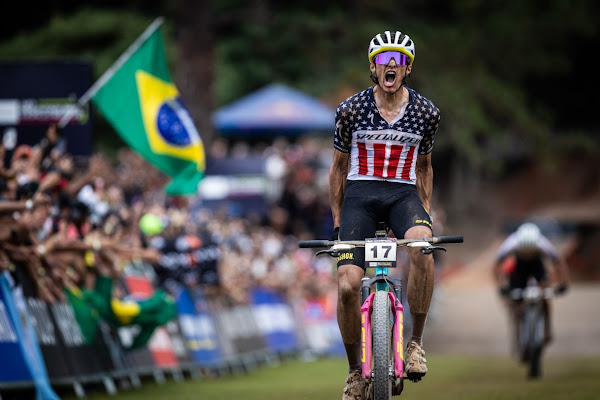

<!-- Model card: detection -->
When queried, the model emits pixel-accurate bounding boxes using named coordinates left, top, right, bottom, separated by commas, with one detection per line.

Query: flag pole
left=58, top=17, right=165, bottom=128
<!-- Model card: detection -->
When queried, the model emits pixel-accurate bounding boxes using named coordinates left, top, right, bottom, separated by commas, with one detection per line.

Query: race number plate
left=365, top=237, right=397, bottom=268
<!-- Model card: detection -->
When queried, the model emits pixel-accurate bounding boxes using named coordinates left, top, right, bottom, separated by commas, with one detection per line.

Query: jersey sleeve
left=333, top=102, right=352, bottom=153
left=537, top=235, right=559, bottom=261
left=418, top=103, right=440, bottom=155
left=496, top=233, right=518, bottom=262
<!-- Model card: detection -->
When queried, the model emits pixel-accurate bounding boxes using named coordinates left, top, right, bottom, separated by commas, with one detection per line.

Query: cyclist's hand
left=499, top=286, right=511, bottom=297
left=555, top=283, right=568, bottom=295
left=331, top=227, right=340, bottom=241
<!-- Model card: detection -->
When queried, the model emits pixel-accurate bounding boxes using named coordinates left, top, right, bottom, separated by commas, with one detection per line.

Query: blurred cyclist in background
left=493, top=222, right=570, bottom=354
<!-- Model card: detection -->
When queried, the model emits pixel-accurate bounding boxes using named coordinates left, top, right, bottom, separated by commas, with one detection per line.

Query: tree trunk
left=173, top=0, right=216, bottom=156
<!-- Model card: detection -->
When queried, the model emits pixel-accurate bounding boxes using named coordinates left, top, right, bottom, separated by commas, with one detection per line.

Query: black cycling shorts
left=337, top=180, right=432, bottom=269
left=509, top=257, right=548, bottom=289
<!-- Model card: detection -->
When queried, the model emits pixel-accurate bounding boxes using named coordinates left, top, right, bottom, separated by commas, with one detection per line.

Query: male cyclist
left=493, top=222, right=569, bottom=356
left=329, top=30, right=440, bottom=399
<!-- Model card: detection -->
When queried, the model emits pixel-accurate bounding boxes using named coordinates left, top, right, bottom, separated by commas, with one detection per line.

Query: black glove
left=499, top=286, right=511, bottom=297
left=555, top=283, right=568, bottom=295
left=331, top=226, right=340, bottom=241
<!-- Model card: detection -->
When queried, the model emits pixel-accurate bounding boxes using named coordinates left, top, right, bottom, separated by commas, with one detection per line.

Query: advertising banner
left=250, top=288, right=299, bottom=353
left=26, top=298, right=70, bottom=379
left=164, top=319, right=192, bottom=365
left=49, top=302, right=109, bottom=376
left=174, top=287, right=222, bottom=366
left=0, top=61, right=93, bottom=156
left=299, top=295, right=345, bottom=356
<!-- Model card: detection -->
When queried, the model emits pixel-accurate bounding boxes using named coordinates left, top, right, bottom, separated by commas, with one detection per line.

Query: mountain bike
left=506, top=278, right=558, bottom=379
left=299, top=224, right=463, bottom=399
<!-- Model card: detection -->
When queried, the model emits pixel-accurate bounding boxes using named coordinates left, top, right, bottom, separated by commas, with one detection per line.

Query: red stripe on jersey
left=357, top=141, right=368, bottom=175
left=386, top=144, right=403, bottom=178
left=373, top=143, right=387, bottom=177
left=401, top=146, right=417, bottom=180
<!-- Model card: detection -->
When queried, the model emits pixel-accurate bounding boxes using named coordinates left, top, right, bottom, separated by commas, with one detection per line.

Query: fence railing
left=0, top=262, right=344, bottom=399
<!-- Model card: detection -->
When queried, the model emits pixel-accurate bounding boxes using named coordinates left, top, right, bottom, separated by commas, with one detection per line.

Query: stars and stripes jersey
left=334, top=86, right=440, bottom=184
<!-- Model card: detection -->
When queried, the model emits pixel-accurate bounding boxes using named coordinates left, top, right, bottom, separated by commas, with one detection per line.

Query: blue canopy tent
left=213, top=83, right=335, bottom=136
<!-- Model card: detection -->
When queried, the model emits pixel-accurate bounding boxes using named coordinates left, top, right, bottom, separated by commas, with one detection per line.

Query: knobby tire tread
left=372, top=291, right=392, bottom=400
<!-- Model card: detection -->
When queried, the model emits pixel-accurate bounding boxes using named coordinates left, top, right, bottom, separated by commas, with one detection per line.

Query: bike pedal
left=406, top=373, right=424, bottom=383
left=392, top=380, right=404, bottom=395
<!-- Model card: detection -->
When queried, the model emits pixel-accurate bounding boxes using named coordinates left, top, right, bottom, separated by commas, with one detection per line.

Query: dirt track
left=423, top=239, right=600, bottom=357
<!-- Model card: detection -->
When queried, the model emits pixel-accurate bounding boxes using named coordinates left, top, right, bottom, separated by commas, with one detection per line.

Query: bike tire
left=372, top=291, right=392, bottom=400
left=528, top=309, right=545, bottom=379
left=529, top=347, right=542, bottom=378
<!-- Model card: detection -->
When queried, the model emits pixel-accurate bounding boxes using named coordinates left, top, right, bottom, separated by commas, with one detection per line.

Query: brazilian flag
left=92, top=27, right=205, bottom=195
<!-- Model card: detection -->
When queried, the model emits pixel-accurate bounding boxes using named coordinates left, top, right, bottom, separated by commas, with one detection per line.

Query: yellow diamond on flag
left=135, top=70, right=205, bottom=170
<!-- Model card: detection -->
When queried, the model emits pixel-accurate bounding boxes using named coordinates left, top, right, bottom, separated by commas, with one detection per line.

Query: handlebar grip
left=298, top=240, right=333, bottom=248
left=434, top=235, right=464, bottom=244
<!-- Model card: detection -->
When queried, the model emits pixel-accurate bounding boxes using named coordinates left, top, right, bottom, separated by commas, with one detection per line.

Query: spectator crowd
left=0, top=123, right=450, bottom=338
left=0, top=125, right=344, bottom=320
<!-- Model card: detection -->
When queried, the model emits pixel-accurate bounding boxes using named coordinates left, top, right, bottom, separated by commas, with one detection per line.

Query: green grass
left=65, top=354, right=600, bottom=400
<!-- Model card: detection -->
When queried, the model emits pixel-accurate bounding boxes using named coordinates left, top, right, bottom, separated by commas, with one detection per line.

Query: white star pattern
left=333, top=86, right=441, bottom=183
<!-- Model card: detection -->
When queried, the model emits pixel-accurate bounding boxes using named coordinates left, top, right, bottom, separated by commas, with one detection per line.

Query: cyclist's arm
left=492, top=234, right=517, bottom=286
left=329, top=149, right=349, bottom=228
left=538, top=235, right=570, bottom=285
left=415, top=153, right=433, bottom=213
left=551, top=256, right=570, bottom=286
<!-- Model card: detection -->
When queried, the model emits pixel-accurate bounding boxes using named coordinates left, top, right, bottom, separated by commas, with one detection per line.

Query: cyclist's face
left=370, top=57, right=412, bottom=93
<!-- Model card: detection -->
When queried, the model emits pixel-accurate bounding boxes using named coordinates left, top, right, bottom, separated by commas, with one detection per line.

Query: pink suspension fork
left=361, top=291, right=404, bottom=380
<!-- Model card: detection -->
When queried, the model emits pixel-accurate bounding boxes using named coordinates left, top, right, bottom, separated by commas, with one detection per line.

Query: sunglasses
left=374, top=51, right=409, bottom=66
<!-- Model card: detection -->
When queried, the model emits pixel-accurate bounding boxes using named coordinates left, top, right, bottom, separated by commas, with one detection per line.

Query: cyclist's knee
left=405, top=226, right=434, bottom=265
left=405, top=225, right=432, bottom=240
left=338, top=265, right=363, bottom=303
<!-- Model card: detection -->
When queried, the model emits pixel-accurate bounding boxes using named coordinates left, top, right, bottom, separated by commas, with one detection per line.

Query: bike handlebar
left=298, top=235, right=463, bottom=248
left=434, top=235, right=464, bottom=244
left=298, top=240, right=333, bottom=248
left=508, top=287, right=556, bottom=300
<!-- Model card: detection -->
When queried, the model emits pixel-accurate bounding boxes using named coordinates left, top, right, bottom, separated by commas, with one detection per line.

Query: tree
left=173, top=0, right=217, bottom=153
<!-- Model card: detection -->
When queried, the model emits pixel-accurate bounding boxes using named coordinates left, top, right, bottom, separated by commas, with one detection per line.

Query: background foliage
left=1, top=1, right=598, bottom=212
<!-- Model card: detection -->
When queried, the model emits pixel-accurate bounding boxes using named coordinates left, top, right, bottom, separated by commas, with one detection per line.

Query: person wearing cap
left=328, top=30, right=440, bottom=398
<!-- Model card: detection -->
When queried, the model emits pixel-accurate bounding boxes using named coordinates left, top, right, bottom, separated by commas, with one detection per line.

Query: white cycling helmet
left=516, top=222, right=541, bottom=250
left=368, top=30, right=415, bottom=64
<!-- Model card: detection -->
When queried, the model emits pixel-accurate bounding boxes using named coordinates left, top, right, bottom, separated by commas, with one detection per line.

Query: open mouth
left=384, top=71, right=396, bottom=87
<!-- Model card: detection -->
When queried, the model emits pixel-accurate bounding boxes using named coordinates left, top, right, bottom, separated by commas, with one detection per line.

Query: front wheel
left=528, top=308, right=545, bottom=379
left=372, top=291, right=392, bottom=400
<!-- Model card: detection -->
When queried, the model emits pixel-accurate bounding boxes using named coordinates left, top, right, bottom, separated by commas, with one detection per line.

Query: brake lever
left=421, top=245, right=446, bottom=254
left=316, top=249, right=340, bottom=258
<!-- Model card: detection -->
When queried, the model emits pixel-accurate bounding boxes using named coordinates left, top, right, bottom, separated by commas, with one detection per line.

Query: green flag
left=92, top=26, right=205, bottom=195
